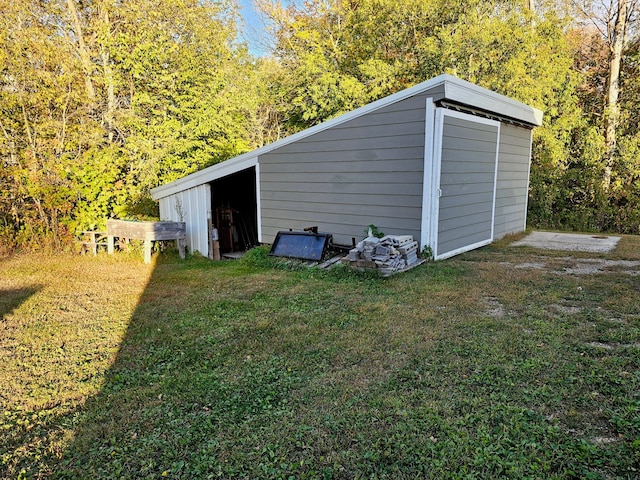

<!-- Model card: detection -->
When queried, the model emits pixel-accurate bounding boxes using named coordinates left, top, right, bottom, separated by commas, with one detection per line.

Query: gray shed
left=150, top=74, right=543, bottom=261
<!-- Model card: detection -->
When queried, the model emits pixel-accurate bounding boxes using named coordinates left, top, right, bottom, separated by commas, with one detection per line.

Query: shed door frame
left=422, top=103, right=501, bottom=260
left=209, top=165, right=261, bottom=253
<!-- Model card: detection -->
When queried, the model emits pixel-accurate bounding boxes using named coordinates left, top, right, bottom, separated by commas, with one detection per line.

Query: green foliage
left=0, top=0, right=261, bottom=250
left=2, top=0, right=640, bottom=251
left=365, top=224, right=385, bottom=238
left=239, top=244, right=274, bottom=268
left=421, top=244, right=434, bottom=261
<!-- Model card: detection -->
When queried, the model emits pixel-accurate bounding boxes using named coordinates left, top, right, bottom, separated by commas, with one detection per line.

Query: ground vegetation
left=1, top=238, right=639, bottom=478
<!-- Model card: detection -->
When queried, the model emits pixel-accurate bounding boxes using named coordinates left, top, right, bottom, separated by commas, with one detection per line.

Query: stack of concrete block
left=342, top=234, right=420, bottom=275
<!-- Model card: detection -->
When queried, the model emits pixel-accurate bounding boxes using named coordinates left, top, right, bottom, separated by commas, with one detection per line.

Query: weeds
left=1, top=236, right=639, bottom=479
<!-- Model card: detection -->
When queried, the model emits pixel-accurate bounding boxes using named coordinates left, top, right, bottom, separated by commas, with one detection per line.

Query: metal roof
left=151, top=74, right=543, bottom=200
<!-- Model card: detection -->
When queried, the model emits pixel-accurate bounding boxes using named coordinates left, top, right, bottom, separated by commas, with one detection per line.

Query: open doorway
left=210, top=167, right=258, bottom=254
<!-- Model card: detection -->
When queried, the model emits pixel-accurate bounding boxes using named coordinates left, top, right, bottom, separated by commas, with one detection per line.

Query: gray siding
left=259, top=94, right=430, bottom=245
left=493, top=124, right=532, bottom=238
left=437, top=115, right=498, bottom=257
left=150, top=75, right=539, bottom=260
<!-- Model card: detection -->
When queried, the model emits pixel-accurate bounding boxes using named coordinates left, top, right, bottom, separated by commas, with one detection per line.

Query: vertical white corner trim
left=421, top=98, right=437, bottom=251
left=430, top=108, right=445, bottom=259
left=255, top=162, right=262, bottom=243
left=490, top=123, right=501, bottom=241
left=523, top=129, right=533, bottom=232
left=204, top=183, right=212, bottom=258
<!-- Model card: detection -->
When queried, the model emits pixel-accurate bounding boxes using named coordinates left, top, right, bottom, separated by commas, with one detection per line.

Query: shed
left=150, top=74, right=543, bottom=261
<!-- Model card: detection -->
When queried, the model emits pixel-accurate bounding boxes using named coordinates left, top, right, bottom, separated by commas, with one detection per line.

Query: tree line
left=1, top=0, right=639, bottom=252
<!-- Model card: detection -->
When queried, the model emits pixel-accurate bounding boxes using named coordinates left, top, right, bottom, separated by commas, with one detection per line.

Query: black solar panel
left=269, top=231, right=332, bottom=261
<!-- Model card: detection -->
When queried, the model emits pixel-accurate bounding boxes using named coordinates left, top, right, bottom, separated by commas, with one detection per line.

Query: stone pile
left=342, top=234, right=420, bottom=275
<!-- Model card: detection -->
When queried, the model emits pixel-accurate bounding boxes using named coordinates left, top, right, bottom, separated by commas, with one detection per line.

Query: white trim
left=433, top=109, right=501, bottom=261
left=436, top=238, right=494, bottom=260
left=430, top=108, right=445, bottom=258
left=421, top=98, right=436, bottom=251
left=523, top=130, right=534, bottom=232
left=255, top=163, right=262, bottom=243
left=151, top=74, right=543, bottom=200
left=491, top=122, right=501, bottom=241
left=201, top=183, right=211, bottom=258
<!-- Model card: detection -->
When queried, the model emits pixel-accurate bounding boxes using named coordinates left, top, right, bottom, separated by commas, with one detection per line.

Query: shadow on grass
left=54, top=253, right=308, bottom=478
left=31, top=246, right=640, bottom=478
left=0, top=286, right=42, bottom=319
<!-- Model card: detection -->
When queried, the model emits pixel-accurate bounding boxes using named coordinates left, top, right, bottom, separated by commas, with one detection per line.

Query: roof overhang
left=151, top=154, right=258, bottom=200
left=151, top=74, right=543, bottom=200
left=440, top=79, right=543, bottom=126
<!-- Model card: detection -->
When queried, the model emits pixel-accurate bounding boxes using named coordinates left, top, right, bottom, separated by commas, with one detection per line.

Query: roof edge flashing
left=151, top=155, right=258, bottom=200
left=442, top=78, right=543, bottom=126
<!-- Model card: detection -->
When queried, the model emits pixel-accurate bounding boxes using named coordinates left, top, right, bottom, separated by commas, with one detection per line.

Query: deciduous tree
left=0, top=0, right=261, bottom=249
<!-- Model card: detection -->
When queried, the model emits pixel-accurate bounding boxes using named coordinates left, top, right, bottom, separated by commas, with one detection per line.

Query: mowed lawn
left=1, top=235, right=639, bottom=479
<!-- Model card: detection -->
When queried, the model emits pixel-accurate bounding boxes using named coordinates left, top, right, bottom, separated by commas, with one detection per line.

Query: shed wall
left=158, top=184, right=211, bottom=256
left=493, top=123, right=532, bottom=238
left=259, top=93, right=433, bottom=246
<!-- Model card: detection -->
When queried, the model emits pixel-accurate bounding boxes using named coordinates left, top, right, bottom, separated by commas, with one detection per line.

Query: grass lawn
left=1, top=235, right=639, bottom=479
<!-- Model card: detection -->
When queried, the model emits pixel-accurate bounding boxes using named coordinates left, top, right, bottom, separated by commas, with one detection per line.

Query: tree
left=0, top=0, right=261, bottom=249
left=0, top=0, right=86, bottom=249
left=259, top=0, right=578, bottom=127
left=62, top=0, right=257, bottom=223
left=573, top=0, right=640, bottom=189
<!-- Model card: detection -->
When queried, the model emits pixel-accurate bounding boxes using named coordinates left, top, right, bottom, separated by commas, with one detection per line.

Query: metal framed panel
left=158, top=183, right=211, bottom=257
left=269, top=231, right=332, bottom=261
left=430, top=109, right=500, bottom=260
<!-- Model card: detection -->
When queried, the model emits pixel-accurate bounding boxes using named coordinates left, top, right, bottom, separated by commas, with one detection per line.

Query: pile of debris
left=341, top=234, right=421, bottom=276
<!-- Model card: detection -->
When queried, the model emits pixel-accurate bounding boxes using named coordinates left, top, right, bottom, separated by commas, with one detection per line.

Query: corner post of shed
left=421, top=97, right=437, bottom=252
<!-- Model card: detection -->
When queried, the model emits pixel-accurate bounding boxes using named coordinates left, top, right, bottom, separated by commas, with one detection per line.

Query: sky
left=238, top=0, right=271, bottom=56
left=237, top=0, right=304, bottom=56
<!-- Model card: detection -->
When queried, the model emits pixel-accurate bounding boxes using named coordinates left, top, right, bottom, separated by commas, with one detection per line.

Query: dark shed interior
left=210, top=167, right=258, bottom=253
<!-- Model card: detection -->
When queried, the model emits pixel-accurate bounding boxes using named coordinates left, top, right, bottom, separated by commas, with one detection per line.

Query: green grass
left=1, top=237, right=639, bottom=479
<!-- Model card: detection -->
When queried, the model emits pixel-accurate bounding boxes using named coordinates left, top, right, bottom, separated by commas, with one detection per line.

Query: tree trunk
left=100, top=8, right=116, bottom=143
left=603, top=0, right=629, bottom=191
left=66, top=0, right=96, bottom=104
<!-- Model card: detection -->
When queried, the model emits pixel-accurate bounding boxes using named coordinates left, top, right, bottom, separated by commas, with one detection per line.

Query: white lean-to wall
left=159, top=184, right=211, bottom=257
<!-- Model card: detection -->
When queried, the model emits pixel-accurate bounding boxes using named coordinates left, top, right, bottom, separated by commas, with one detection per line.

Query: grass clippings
left=1, top=237, right=639, bottom=479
